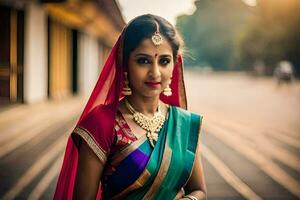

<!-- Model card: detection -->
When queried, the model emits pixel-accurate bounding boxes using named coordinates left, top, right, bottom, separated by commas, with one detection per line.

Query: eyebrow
left=134, top=53, right=172, bottom=58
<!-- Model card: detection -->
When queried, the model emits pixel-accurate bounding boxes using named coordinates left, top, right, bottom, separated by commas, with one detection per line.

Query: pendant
left=146, top=131, right=158, bottom=148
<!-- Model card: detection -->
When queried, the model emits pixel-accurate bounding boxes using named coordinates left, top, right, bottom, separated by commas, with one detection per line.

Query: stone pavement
left=0, top=97, right=85, bottom=200
left=185, top=71, right=300, bottom=200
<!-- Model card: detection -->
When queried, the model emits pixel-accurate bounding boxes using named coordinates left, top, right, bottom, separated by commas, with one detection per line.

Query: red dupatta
left=53, top=25, right=187, bottom=200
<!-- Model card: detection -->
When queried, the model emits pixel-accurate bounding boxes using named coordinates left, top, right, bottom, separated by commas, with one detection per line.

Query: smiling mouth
left=145, top=81, right=161, bottom=88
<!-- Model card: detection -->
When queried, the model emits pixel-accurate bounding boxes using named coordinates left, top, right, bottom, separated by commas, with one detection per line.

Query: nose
left=148, top=62, right=161, bottom=78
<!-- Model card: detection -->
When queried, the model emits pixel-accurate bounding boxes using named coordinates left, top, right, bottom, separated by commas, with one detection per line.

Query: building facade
left=0, top=0, right=125, bottom=105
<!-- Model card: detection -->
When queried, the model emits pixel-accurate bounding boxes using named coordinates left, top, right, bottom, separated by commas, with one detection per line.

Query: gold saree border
left=111, top=169, right=151, bottom=200
left=73, top=126, right=108, bottom=165
left=141, top=143, right=173, bottom=199
left=110, top=135, right=147, bottom=166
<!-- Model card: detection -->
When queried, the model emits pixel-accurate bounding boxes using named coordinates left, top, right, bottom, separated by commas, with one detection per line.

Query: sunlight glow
left=117, top=0, right=196, bottom=25
left=242, top=0, right=257, bottom=7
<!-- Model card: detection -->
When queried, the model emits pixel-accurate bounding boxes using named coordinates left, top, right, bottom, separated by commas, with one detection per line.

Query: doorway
left=0, top=5, right=24, bottom=105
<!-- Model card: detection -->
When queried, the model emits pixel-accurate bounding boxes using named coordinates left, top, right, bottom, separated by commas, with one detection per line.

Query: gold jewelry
left=151, top=22, right=163, bottom=46
left=152, top=32, right=163, bottom=46
left=163, top=81, right=172, bottom=96
left=125, top=99, right=165, bottom=148
left=122, top=72, right=132, bottom=96
left=184, top=194, right=199, bottom=200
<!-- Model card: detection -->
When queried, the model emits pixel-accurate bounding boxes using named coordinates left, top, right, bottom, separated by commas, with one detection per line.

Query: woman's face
left=127, top=37, right=174, bottom=98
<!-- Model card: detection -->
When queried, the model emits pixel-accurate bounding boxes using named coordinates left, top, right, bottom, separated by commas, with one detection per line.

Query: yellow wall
left=49, top=19, right=71, bottom=100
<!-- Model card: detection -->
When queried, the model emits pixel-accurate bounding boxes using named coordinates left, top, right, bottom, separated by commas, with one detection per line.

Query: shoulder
left=78, top=104, right=115, bottom=131
left=74, top=104, right=117, bottom=152
left=170, top=105, right=203, bottom=121
left=169, top=106, right=204, bottom=152
left=82, top=104, right=115, bottom=121
left=170, top=106, right=204, bottom=136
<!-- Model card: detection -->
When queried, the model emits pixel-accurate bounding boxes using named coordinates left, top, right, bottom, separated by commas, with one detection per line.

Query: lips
left=145, top=81, right=161, bottom=88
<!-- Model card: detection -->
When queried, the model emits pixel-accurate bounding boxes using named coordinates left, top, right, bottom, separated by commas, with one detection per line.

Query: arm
left=73, top=141, right=105, bottom=200
left=182, top=141, right=207, bottom=200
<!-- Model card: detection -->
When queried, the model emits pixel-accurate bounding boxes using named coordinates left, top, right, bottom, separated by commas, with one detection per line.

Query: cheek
left=128, top=65, right=146, bottom=86
left=162, top=65, right=174, bottom=81
left=128, top=60, right=138, bottom=80
left=161, top=66, right=174, bottom=89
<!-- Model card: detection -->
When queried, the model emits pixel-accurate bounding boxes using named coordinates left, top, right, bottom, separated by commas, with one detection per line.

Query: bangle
left=184, top=194, right=198, bottom=200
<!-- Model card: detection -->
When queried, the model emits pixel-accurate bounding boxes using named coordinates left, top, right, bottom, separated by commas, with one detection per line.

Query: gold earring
left=122, top=72, right=132, bottom=96
left=163, top=81, right=172, bottom=96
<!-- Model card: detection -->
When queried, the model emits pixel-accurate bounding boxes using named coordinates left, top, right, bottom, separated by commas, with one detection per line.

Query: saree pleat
left=103, top=141, right=151, bottom=199
left=151, top=111, right=201, bottom=200
left=107, top=111, right=168, bottom=199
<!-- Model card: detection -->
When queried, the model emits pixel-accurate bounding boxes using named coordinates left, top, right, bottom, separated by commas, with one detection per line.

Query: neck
left=126, top=94, right=160, bottom=117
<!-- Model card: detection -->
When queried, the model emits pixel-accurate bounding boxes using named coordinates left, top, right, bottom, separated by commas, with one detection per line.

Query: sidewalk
left=0, top=96, right=86, bottom=200
left=0, top=97, right=86, bottom=157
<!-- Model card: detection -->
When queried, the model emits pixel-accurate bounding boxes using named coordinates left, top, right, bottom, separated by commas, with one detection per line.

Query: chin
left=142, top=90, right=161, bottom=98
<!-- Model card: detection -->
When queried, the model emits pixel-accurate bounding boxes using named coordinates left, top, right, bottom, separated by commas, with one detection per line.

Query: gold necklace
left=125, top=99, right=165, bottom=148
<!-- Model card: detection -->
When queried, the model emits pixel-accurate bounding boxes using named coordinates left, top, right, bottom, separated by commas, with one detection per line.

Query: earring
left=122, top=72, right=132, bottom=96
left=163, top=81, right=172, bottom=96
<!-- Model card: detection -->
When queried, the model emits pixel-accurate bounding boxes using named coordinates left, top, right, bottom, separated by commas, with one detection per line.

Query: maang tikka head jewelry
left=151, top=23, right=163, bottom=46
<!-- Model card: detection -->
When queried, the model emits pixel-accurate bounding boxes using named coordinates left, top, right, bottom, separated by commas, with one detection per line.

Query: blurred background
left=0, top=0, right=299, bottom=199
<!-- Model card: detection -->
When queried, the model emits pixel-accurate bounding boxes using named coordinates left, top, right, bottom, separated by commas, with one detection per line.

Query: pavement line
left=207, top=120, right=300, bottom=173
left=0, top=132, right=69, bottom=200
left=208, top=114, right=300, bottom=149
left=203, top=108, right=300, bottom=142
left=27, top=154, right=64, bottom=200
left=0, top=109, right=59, bottom=143
left=0, top=120, right=54, bottom=158
left=0, top=97, right=82, bottom=127
left=266, top=129, right=300, bottom=149
left=202, top=144, right=263, bottom=200
left=0, top=109, right=78, bottom=158
left=0, top=102, right=54, bottom=128
left=205, top=125, right=300, bottom=198
left=0, top=100, right=81, bottom=143
left=271, top=127, right=300, bottom=140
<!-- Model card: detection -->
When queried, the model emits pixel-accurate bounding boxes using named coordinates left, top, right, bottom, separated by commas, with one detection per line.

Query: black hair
left=122, top=14, right=184, bottom=67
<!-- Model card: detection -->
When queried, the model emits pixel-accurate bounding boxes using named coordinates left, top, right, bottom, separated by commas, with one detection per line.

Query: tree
left=237, top=0, right=300, bottom=75
left=176, top=0, right=253, bottom=70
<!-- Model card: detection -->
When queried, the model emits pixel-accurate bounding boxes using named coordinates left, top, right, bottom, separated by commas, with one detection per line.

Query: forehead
left=132, top=37, right=173, bottom=56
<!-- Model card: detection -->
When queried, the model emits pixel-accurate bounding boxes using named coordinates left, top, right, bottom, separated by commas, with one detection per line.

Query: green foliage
left=176, top=0, right=253, bottom=70
left=237, top=0, right=300, bottom=75
left=176, top=0, right=300, bottom=75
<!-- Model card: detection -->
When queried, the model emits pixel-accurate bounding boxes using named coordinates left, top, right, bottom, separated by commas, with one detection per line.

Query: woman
left=54, top=14, right=207, bottom=200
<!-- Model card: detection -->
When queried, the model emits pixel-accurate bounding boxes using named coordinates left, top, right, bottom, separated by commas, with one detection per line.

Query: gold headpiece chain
left=125, top=99, right=165, bottom=148
left=151, top=22, right=163, bottom=46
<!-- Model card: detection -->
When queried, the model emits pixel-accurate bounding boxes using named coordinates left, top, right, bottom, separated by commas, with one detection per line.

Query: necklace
left=124, top=99, right=165, bottom=148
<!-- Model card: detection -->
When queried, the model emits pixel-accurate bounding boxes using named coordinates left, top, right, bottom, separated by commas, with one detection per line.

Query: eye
left=159, top=58, right=171, bottom=66
left=137, top=57, right=151, bottom=64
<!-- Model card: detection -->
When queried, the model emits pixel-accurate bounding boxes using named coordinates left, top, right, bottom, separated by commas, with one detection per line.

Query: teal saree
left=104, top=106, right=203, bottom=200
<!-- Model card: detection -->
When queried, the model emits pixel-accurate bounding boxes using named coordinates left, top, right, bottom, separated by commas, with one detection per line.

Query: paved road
left=0, top=98, right=84, bottom=200
left=0, top=72, right=299, bottom=200
left=185, top=71, right=300, bottom=200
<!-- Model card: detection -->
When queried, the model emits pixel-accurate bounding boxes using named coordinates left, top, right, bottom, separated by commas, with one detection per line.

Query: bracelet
left=184, top=194, right=198, bottom=200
